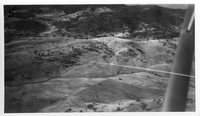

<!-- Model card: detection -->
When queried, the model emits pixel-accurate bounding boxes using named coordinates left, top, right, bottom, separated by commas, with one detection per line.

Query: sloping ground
left=93, top=37, right=130, bottom=50
left=109, top=72, right=168, bottom=90
left=4, top=5, right=193, bottom=112
left=147, top=63, right=172, bottom=77
left=5, top=36, right=195, bottom=112
left=5, top=5, right=185, bottom=40
left=139, top=39, right=175, bottom=65
left=93, top=37, right=148, bottom=67
left=35, top=72, right=167, bottom=112
left=5, top=19, right=48, bottom=38
left=62, top=63, right=119, bottom=78
left=76, top=79, right=165, bottom=103
left=5, top=51, right=35, bottom=71
left=38, top=71, right=184, bottom=112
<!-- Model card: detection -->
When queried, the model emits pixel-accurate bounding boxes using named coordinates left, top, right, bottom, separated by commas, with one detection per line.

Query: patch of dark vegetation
left=5, top=5, right=185, bottom=40
left=59, top=48, right=83, bottom=68
left=5, top=96, right=59, bottom=113
left=5, top=19, right=48, bottom=37
left=52, top=21, right=73, bottom=29
left=63, top=12, right=125, bottom=36
left=58, top=41, right=114, bottom=67
left=5, top=60, right=59, bottom=86
left=5, top=71, right=15, bottom=82
left=136, top=48, right=145, bottom=54
left=31, top=41, right=114, bottom=68
left=86, top=41, right=114, bottom=54
left=115, top=6, right=140, bottom=34
left=127, top=41, right=142, bottom=49
left=119, top=41, right=145, bottom=58
left=65, top=108, right=72, bottom=112
left=119, top=49, right=138, bottom=57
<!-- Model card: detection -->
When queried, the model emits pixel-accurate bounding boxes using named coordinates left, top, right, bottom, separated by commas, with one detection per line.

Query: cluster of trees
left=5, top=5, right=185, bottom=41
left=5, top=19, right=48, bottom=37
left=131, top=25, right=180, bottom=39
left=70, top=12, right=124, bottom=36
left=34, top=41, right=114, bottom=67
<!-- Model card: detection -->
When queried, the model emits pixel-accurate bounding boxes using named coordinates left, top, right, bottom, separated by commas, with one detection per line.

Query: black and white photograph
left=2, top=1, right=197, bottom=114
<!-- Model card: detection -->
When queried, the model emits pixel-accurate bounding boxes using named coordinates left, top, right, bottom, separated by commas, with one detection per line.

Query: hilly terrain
left=4, top=5, right=195, bottom=112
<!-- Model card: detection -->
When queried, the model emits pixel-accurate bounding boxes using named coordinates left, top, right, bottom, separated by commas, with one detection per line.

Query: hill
left=4, top=5, right=194, bottom=112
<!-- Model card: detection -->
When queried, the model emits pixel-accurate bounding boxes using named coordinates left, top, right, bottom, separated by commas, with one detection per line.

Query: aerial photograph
left=4, top=4, right=195, bottom=112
